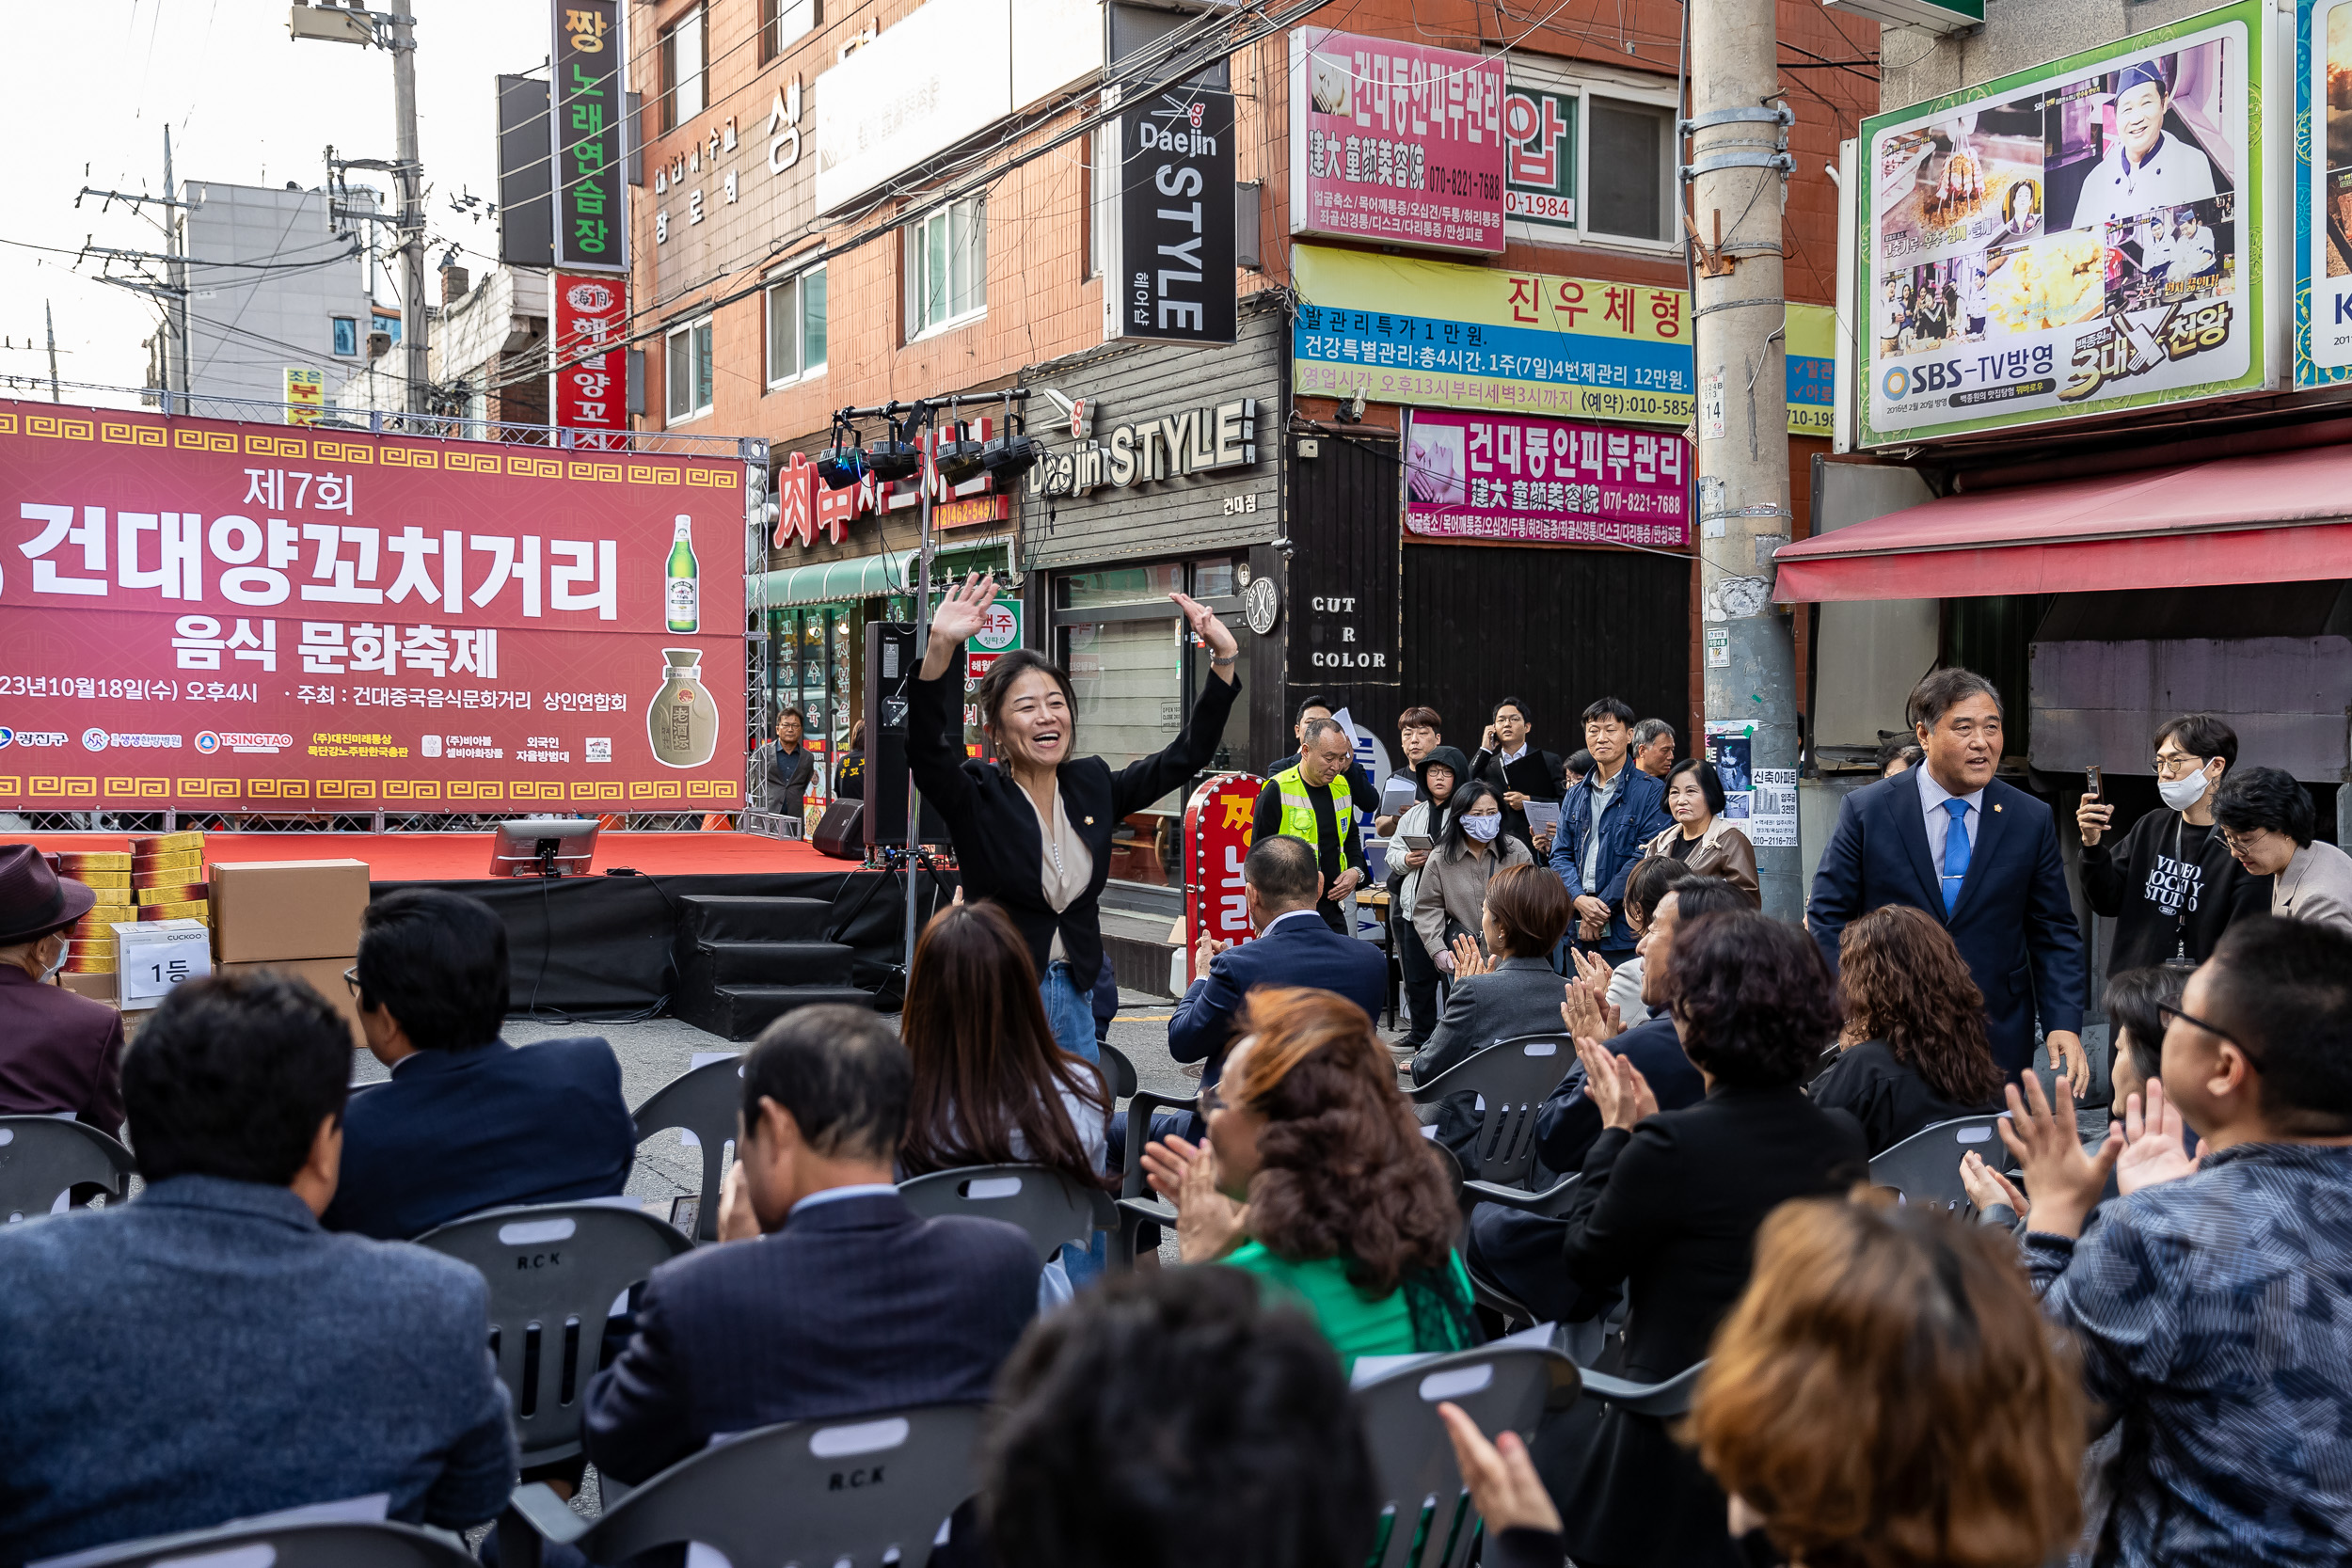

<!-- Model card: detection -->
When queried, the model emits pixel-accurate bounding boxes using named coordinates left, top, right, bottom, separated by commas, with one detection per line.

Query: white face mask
left=1461, top=814, right=1502, bottom=843
left=2158, top=766, right=2212, bottom=813
left=40, top=936, right=67, bottom=980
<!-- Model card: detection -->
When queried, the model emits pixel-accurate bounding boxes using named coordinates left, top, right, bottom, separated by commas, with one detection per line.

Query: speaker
left=811, top=799, right=865, bottom=860
left=863, top=621, right=955, bottom=849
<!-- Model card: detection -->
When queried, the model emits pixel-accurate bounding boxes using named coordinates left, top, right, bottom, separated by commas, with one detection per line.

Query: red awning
left=1777, top=444, right=2352, bottom=602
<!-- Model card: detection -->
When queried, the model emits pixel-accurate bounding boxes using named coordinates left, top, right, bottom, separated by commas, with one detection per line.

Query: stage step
left=688, top=939, right=855, bottom=988
left=676, top=894, right=835, bottom=944
left=688, top=984, right=878, bottom=1041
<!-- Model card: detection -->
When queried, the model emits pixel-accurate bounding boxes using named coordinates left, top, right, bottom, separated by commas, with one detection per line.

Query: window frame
left=906, top=196, right=988, bottom=341
left=665, top=314, right=714, bottom=424
left=330, top=316, right=360, bottom=357
left=1581, top=93, right=1678, bottom=250
left=759, top=0, right=818, bottom=62
left=764, top=261, right=828, bottom=389
left=660, top=4, right=707, bottom=134
left=1502, top=63, right=1683, bottom=257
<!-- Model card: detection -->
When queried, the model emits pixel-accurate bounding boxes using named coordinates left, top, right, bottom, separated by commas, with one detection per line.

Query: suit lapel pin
left=1084, top=816, right=1094, bottom=826
left=1994, top=803, right=2003, bottom=812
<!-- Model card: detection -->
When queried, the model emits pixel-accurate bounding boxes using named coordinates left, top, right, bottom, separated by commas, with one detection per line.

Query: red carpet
left=0, top=831, right=839, bottom=881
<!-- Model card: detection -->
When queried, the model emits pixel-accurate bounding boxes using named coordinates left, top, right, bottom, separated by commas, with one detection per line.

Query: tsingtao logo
left=195, top=731, right=221, bottom=754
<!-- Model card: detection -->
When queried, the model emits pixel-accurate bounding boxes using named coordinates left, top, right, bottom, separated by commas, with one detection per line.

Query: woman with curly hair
left=1811, top=905, right=2009, bottom=1155
left=1139, top=987, right=1476, bottom=1370
left=1548, top=909, right=1868, bottom=1568
left=1689, top=1196, right=2086, bottom=1568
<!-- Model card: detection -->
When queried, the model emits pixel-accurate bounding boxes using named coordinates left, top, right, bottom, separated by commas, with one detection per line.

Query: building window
left=373, top=311, right=402, bottom=345
left=665, top=316, right=713, bottom=422
left=660, top=4, right=706, bottom=132
left=331, top=317, right=359, bottom=357
left=765, top=263, right=827, bottom=387
left=759, top=0, right=818, bottom=61
left=1585, top=97, right=1675, bottom=245
left=909, top=197, right=986, bottom=339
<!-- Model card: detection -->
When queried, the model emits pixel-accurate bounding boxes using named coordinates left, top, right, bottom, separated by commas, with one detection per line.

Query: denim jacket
left=1549, top=765, right=1672, bottom=949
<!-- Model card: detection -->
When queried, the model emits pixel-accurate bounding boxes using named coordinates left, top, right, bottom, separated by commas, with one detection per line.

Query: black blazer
left=1808, top=1038, right=2002, bottom=1157
left=1168, top=911, right=1388, bottom=1092
left=581, top=1191, right=1038, bottom=1485
left=1807, top=768, right=2085, bottom=1074
left=908, top=663, right=1241, bottom=982
left=1471, top=745, right=1565, bottom=847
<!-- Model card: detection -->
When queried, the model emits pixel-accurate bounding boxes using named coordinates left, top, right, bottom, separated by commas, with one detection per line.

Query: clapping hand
left=1192, top=929, right=1231, bottom=980
left=2109, top=1080, right=2207, bottom=1196
left=1958, top=1149, right=2029, bottom=1219
left=1140, top=1132, right=1248, bottom=1262
left=1449, top=933, right=1491, bottom=978
left=1560, top=961, right=1622, bottom=1044
left=1574, top=1036, right=1655, bottom=1132
left=1438, top=1403, right=1561, bottom=1536
left=1994, top=1070, right=2116, bottom=1240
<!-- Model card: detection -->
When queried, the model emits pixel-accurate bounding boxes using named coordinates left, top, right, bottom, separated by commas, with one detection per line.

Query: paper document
left=1524, top=800, right=1561, bottom=834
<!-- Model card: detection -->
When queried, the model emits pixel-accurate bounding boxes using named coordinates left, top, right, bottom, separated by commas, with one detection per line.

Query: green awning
left=753, top=540, right=1009, bottom=609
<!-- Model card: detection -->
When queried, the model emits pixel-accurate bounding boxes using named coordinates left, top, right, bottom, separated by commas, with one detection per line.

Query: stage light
left=864, top=413, right=921, bottom=481
left=815, top=442, right=867, bottom=489
left=935, top=422, right=988, bottom=484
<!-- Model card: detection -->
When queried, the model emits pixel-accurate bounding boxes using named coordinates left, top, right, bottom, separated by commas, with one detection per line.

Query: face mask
left=1462, top=814, right=1502, bottom=843
left=2157, top=767, right=2211, bottom=812
left=40, top=937, right=67, bottom=980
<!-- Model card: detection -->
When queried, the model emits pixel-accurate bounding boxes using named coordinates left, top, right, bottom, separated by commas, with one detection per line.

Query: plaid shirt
left=2025, top=1142, right=2352, bottom=1566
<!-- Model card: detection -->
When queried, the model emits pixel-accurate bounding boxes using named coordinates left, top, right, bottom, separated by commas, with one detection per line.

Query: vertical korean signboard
left=1112, top=87, right=1237, bottom=345
left=1856, top=2, right=2265, bottom=446
left=1288, top=28, right=1506, bottom=255
left=552, top=0, right=628, bottom=275
left=0, top=400, right=744, bottom=813
left=552, top=274, right=628, bottom=447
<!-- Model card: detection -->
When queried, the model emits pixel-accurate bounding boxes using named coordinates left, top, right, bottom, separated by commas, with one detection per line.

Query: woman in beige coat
left=1642, top=757, right=1759, bottom=906
left=1414, top=779, right=1534, bottom=974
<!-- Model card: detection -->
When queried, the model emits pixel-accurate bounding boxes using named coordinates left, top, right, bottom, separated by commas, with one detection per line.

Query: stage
left=5, top=832, right=950, bottom=1017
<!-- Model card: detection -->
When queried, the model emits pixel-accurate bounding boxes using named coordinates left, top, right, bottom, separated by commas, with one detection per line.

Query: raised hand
left=1560, top=974, right=1622, bottom=1043
left=1140, top=1132, right=1201, bottom=1204
left=1438, top=1402, right=1561, bottom=1535
left=918, top=572, right=999, bottom=678
left=2111, top=1080, right=2207, bottom=1196
left=1173, top=1139, right=1249, bottom=1262
left=1959, top=1149, right=2028, bottom=1218
left=1168, top=591, right=1239, bottom=666
left=1450, top=932, right=1491, bottom=978
left=1574, top=1036, right=1655, bottom=1132
left=1994, top=1071, right=2116, bottom=1240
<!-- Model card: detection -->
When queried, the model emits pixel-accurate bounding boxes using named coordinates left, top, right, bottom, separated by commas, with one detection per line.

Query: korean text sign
left=2297, top=0, right=2352, bottom=384
left=553, top=273, right=628, bottom=443
left=1405, top=410, right=1689, bottom=548
left=1287, top=28, right=1506, bottom=256
left=1857, top=2, right=2264, bottom=446
left=0, top=400, right=744, bottom=812
left=1114, top=87, right=1238, bottom=345
left=552, top=0, right=628, bottom=273
left=1294, top=243, right=1835, bottom=434
left=1184, top=772, right=1264, bottom=984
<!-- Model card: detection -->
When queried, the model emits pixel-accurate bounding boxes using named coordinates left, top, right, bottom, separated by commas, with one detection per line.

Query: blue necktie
left=1940, top=798, right=1972, bottom=915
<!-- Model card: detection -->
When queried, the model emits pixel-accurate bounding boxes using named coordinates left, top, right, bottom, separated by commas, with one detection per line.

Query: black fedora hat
left=0, top=845, right=98, bottom=944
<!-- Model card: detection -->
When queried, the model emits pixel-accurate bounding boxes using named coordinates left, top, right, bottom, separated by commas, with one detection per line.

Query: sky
left=1, top=1, right=555, bottom=409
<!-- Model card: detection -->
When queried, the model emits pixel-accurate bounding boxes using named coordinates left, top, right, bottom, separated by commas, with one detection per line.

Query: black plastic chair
left=1868, top=1113, right=2011, bottom=1212
left=1574, top=1357, right=1708, bottom=1418
left=1407, top=1035, right=1578, bottom=1213
left=0, top=1115, right=135, bottom=1226
left=414, top=1202, right=692, bottom=1468
left=1110, top=1086, right=1199, bottom=1266
left=41, top=1519, right=476, bottom=1568
left=1354, top=1341, right=1578, bottom=1568
left=897, top=1164, right=1118, bottom=1264
left=1099, top=1041, right=1139, bottom=1101
left=495, top=1403, right=984, bottom=1568
left=629, top=1057, right=743, bottom=1242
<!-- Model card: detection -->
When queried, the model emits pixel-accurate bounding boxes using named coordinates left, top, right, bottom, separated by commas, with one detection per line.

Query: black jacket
left=1807, top=1037, right=2002, bottom=1158
left=908, top=662, right=1240, bottom=982
left=2081, top=808, right=2269, bottom=975
left=1472, top=745, right=1565, bottom=848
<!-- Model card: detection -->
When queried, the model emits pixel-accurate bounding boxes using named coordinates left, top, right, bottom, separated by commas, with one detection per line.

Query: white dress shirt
left=1914, top=767, right=1984, bottom=880
left=2068, top=131, right=2217, bottom=231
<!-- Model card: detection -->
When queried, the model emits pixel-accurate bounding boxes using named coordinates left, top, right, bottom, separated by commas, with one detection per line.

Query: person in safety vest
left=1252, top=716, right=1368, bottom=934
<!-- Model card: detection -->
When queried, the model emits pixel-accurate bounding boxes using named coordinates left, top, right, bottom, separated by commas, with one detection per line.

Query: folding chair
left=495, top=1403, right=984, bottom=1568
left=1109, top=1085, right=1198, bottom=1267
left=1868, top=1114, right=2012, bottom=1212
left=414, top=1202, right=692, bottom=1468
left=0, top=1116, right=135, bottom=1226
left=629, top=1057, right=743, bottom=1241
left=1354, top=1342, right=1578, bottom=1568
left=1406, top=1035, right=1579, bottom=1216
left=1574, top=1358, right=1708, bottom=1418
left=897, top=1164, right=1118, bottom=1265
left=36, top=1519, right=475, bottom=1568
left=1099, top=1041, right=1139, bottom=1101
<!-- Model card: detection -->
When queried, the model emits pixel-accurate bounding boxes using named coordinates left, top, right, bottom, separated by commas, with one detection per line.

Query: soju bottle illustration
left=665, top=515, right=699, bottom=633
left=648, top=648, right=719, bottom=768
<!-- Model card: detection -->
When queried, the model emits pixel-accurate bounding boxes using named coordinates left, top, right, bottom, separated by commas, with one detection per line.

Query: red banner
left=552, top=274, right=628, bottom=449
left=1183, top=771, right=1263, bottom=984
left=0, top=399, right=745, bottom=813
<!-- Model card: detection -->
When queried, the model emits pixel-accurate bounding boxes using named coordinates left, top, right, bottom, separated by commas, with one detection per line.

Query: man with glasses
left=2078, top=713, right=2270, bottom=974
left=1995, top=915, right=2352, bottom=1566
left=2213, top=766, right=2352, bottom=936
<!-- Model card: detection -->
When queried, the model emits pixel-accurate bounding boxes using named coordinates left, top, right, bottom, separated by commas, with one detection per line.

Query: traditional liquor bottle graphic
left=665, top=515, right=699, bottom=633
left=648, top=648, right=719, bottom=768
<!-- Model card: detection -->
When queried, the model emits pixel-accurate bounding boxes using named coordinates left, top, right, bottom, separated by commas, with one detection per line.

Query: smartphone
left=1403, top=834, right=1433, bottom=851
left=2084, top=765, right=2103, bottom=800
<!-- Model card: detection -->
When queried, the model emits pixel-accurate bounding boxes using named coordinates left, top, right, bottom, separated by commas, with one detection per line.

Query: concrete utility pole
left=163, top=128, right=190, bottom=410
left=388, top=7, right=428, bottom=415
left=1686, top=0, right=1801, bottom=921
left=44, top=302, right=59, bottom=403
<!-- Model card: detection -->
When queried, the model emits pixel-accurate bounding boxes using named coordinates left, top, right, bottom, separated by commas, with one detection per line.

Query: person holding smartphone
left=2077, top=715, right=2268, bottom=975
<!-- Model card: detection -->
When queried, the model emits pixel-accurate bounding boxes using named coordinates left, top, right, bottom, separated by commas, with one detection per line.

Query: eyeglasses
left=2218, top=828, right=2270, bottom=856
left=2157, top=1000, right=2248, bottom=1057
left=1199, top=1082, right=1228, bottom=1116
left=343, top=965, right=360, bottom=997
left=2153, top=752, right=2208, bottom=779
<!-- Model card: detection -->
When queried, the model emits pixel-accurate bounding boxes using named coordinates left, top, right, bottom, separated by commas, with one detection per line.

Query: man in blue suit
left=1808, top=668, right=2087, bottom=1085
left=1169, top=833, right=1390, bottom=1096
left=583, top=1006, right=1038, bottom=1486
left=0, top=972, right=516, bottom=1559
left=1550, top=696, right=1674, bottom=966
left=325, top=889, right=638, bottom=1242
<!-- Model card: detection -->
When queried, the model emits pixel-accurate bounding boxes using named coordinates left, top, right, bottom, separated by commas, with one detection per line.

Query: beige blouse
left=1028, top=784, right=1094, bottom=964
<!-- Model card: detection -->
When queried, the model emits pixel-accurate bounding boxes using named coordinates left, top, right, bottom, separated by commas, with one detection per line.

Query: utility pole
left=1686, top=0, right=1801, bottom=921
left=163, top=128, right=189, bottom=411
left=44, top=302, right=59, bottom=403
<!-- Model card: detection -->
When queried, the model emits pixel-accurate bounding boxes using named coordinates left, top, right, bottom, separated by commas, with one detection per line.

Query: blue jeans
left=1041, top=961, right=1101, bottom=1065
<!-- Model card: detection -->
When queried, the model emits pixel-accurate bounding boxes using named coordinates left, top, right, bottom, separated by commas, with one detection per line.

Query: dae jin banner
left=0, top=400, right=744, bottom=813
left=1113, top=87, right=1237, bottom=345
left=1405, top=410, right=1689, bottom=548
left=1288, top=27, right=1506, bottom=255
left=553, top=273, right=628, bottom=446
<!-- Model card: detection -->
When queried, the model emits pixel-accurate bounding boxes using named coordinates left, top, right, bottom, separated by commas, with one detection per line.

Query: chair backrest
left=629, top=1057, right=743, bottom=1241
left=1353, top=1343, right=1575, bottom=1568
left=896, top=1164, right=1113, bottom=1263
left=1406, top=1035, right=1571, bottom=1188
left=566, top=1403, right=984, bottom=1566
left=0, top=1116, right=135, bottom=1225
left=1867, top=1113, right=2011, bottom=1212
left=1099, top=1042, right=1139, bottom=1101
left=414, top=1202, right=692, bottom=1466
left=42, top=1519, right=477, bottom=1568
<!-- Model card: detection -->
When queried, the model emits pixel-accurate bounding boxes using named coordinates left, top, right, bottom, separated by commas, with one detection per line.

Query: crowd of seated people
left=5, top=858, right=2351, bottom=1568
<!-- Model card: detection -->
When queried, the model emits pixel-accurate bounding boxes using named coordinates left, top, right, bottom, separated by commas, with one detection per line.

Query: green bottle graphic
left=664, top=515, right=699, bottom=633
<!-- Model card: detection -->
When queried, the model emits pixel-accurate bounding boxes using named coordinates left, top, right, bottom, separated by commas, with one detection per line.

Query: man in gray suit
left=0, top=972, right=516, bottom=1560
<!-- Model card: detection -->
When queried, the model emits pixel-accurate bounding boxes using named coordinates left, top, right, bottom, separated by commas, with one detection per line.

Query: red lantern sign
left=1183, top=771, right=1263, bottom=985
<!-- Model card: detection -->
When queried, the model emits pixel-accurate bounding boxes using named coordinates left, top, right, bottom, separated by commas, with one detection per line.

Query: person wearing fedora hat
left=0, top=843, right=124, bottom=1133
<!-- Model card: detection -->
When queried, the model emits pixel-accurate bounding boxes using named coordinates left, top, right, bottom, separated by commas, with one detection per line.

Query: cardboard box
left=136, top=882, right=207, bottom=904
left=59, top=850, right=132, bottom=873
left=114, top=918, right=211, bottom=1008
left=216, top=958, right=365, bottom=1047
left=58, top=970, right=116, bottom=1002
left=132, top=832, right=205, bottom=856
left=210, top=860, right=371, bottom=962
